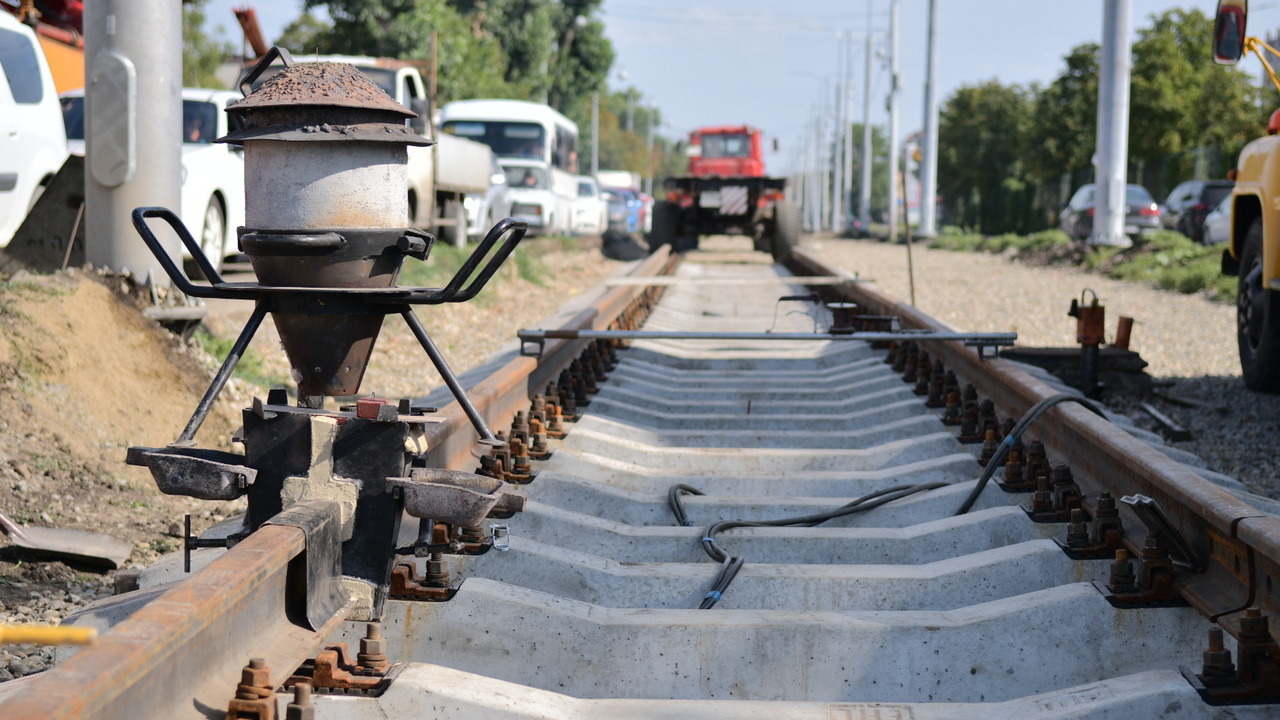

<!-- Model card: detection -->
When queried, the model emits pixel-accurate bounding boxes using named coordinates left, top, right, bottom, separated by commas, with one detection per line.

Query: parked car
left=0, top=12, right=67, bottom=246
left=61, top=87, right=245, bottom=275
left=572, top=176, right=608, bottom=235
left=1162, top=179, right=1234, bottom=243
left=464, top=155, right=512, bottom=241
left=1058, top=183, right=1161, bottom=241
left=1201, top=194, right=1233, bottom=245
left=502, top=160, right=557, bottom=235
left=602, top=186, right=641, bottom=233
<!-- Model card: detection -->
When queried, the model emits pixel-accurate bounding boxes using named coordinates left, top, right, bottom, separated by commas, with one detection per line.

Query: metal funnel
left=218, top=59, right=433, bottom=396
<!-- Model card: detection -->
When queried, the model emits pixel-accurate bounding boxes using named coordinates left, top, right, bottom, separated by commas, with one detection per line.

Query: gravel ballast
left=804, top=236, right=1280, bottom=500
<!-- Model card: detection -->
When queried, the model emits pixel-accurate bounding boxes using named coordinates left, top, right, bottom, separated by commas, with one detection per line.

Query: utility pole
left=887, top=0, right=901, bottom=242
left=645, top=102, right=656, bottom=195
left=84, top=0, right=182, bottom=283
left=859, top=1, right=873, bottom=234
left=591, top=91, right=599, bottom=177
left=832, top=34, right=844, bottom=231
left=919, top=0, right=940, bottom=237
left=1091, top=0, right=1133, bottom=247
left=843, top=31, right=854, bottom=236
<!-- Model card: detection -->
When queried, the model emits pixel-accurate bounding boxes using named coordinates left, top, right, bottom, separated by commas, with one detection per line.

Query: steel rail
left=0, top=248, right=677, bottom=719
left=789, top=247, right=1280, bottom=633
left=0, top=520, right=352, bottom=719
left=516, top=328, right=1016, bottom=344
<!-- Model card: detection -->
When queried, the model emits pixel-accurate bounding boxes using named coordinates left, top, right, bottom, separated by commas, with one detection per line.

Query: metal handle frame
left=132, top=208, right=526, bottom=445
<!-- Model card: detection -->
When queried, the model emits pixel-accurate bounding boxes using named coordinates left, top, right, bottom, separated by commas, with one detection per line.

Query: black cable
left=953, top=393, right=1106, bottom=516
left=682, top=482, right=946, bottom=608
left=667, top=484, right=705, bottom=527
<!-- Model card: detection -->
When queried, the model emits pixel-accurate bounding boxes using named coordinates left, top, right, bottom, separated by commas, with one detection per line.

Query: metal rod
left=175, top=302, right=268, bottom=446
left=402, top=309, right=496, bottom=441
left=519, top=329, right=1016, bottom=345
left=604, top=276, right=855, bottom=287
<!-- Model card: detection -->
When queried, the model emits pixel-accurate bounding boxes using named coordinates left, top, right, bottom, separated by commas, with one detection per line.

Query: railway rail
left=1, top=238, right=1279, bottom=718
left=3, top=54, right=1279, bottom=718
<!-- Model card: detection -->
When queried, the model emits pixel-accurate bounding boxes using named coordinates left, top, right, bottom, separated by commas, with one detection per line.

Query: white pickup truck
left=253, top=55, right=495, bottom=246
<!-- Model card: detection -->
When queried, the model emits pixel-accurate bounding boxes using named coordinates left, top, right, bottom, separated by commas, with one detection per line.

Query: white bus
left=440, top=99, right=579, bottom=235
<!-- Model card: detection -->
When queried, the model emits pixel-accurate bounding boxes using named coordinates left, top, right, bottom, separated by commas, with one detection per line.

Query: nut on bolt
left=358, top=622, right=390, bottom=673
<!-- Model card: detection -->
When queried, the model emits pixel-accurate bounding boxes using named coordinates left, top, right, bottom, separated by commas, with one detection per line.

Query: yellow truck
left=1213, top=0, right=1280, bottom=390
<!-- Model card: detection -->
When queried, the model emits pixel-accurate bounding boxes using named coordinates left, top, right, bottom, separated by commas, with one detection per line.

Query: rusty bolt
left=1238, top=607, right=1270, bottom=640
left=1031, top=474, right=1054, bottom=512
left=1200, top=626, right=1238, bottom=684
left=358, top=622, right=390, bottom=673
left=286, top=682, right=315, bottom=720
left=1066, top=508, right=1089, bottom=547
left=884, top=341, right=899, bottom=365
left=979, top=429, right=998, bottom=466
left=1108, top=549, right=1137, bottom=594
left=1003, top=449, right=1023, bottom=485
left=424, top=552, right=451, bottom=588
left=942, top=390, right=962, bottom=426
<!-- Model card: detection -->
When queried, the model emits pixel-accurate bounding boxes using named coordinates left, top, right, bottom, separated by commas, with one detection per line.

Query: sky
left=202, top=1, right=1280, bottom=174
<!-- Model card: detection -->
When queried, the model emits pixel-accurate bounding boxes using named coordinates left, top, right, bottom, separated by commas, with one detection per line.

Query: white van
left=0, top=12, right=67, bottom=246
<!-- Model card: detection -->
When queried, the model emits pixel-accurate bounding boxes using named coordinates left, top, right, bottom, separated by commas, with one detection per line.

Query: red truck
left=649, top=125, right=800, bottom=261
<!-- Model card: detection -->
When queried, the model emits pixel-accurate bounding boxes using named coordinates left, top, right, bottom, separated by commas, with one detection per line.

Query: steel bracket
left=263, top=499, right=349, bottom=631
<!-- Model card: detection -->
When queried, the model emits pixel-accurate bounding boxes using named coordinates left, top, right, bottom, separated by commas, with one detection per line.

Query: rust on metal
left=230, top=62, right=414, bottom=116
left=791, top=245, right=1280, bottom=627
left=0, top=524, right=352, bottom=720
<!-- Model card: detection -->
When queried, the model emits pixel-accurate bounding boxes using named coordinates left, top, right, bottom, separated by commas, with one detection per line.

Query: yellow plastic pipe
left=0, top=624, right=98, bottom=646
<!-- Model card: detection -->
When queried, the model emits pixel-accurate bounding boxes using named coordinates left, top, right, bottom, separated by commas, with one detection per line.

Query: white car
left=1201, top=194, right=1232, bottom=246
left=572, top=176, right=607, bottom=235
left=501, top=160, right=558, bottom=235
left=0, top=12, right=67, bottom=247
left=61, top=87, right=246, bottom=275
left=465, top=156, right=512, bottom=241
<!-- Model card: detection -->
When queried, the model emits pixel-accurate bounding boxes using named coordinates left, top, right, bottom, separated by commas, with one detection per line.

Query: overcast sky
left=204, top=1, right=1280, bottom=174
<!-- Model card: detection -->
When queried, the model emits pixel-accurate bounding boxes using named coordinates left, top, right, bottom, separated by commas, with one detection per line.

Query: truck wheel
left=185, top=197, right=225, bottom=281
left=1237, top=218, right=1280, bottom=391
left=770, top=201, right=801, bottom=263
left=441, top=199, right=467, bottom=248
left=648, top=201, right=679, bottom=253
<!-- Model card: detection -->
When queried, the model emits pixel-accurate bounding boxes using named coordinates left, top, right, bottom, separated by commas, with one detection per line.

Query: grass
left=396, top=233, right=584, bottom=302
left=927, top=226, right=1234, bottom=302
left=1104, top=231, right=1236, bottom=300
left=192, top=326, right=282, bottom=388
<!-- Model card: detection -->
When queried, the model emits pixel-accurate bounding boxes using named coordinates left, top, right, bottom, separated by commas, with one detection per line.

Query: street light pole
left=591, top=91, right=599, bottom=178
left=859, top=1, right=874, bottom=235
left=645, top=102, right=656, bottom=195
left=1091, top=0, right=1133, bottom=247
left=887, top=0, right=901, bottom=243
left=919, top=0, right=940, bottom=237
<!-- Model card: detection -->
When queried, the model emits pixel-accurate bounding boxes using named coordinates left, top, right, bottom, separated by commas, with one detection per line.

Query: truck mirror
left=772, top=138, right=779, bottom=152
left=674, top=140, right=685, bottom=154
left=1214, top=0, right=1248, bottom=65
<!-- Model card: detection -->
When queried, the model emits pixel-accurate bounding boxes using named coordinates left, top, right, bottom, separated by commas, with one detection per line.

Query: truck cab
left=687, top=126, right=765, bottom=178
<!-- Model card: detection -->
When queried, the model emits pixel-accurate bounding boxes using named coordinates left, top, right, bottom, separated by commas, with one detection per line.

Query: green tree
left=1027, top=43, right=1098, bottom=186
left=938, top=81, right=1037, bottom=234
left=276, top=11, right=332, bottom=55
left=303, top=0, right=514, bottom=102
left=182, top=1, right=233, bottom=87
left=1128, top=7, right=1261, bottom=195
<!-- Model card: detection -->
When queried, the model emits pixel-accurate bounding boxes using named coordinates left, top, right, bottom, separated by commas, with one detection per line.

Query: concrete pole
left=919, top=0, right=940, bottom=237
left=1091, top=0, right=1133, bottom=247
left=832, top=36, right=844, bottom=231
left=645, top=103, right=655, bottom=195
left=859, top=1, right=874, bottom=234
left=84, top=0, right=182, bottom=283
left=843, top=32, right=854, bottom=235
left=591, top=91, right=599, bottom=178
left=887, top=0, right=901, bottom=242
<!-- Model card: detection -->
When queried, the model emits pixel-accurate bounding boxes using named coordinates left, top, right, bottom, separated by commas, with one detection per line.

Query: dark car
left=1059, top=183, right=1161, bottom=241
left=1162, top=179, right=1234, bottom=243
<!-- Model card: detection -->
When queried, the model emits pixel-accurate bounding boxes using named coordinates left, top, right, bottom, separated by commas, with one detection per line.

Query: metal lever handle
left=130, top=206, right=225, bottom=297
left=425, top=217, right=527, bottom=303
left=238, top=46, right=294, bottom=97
